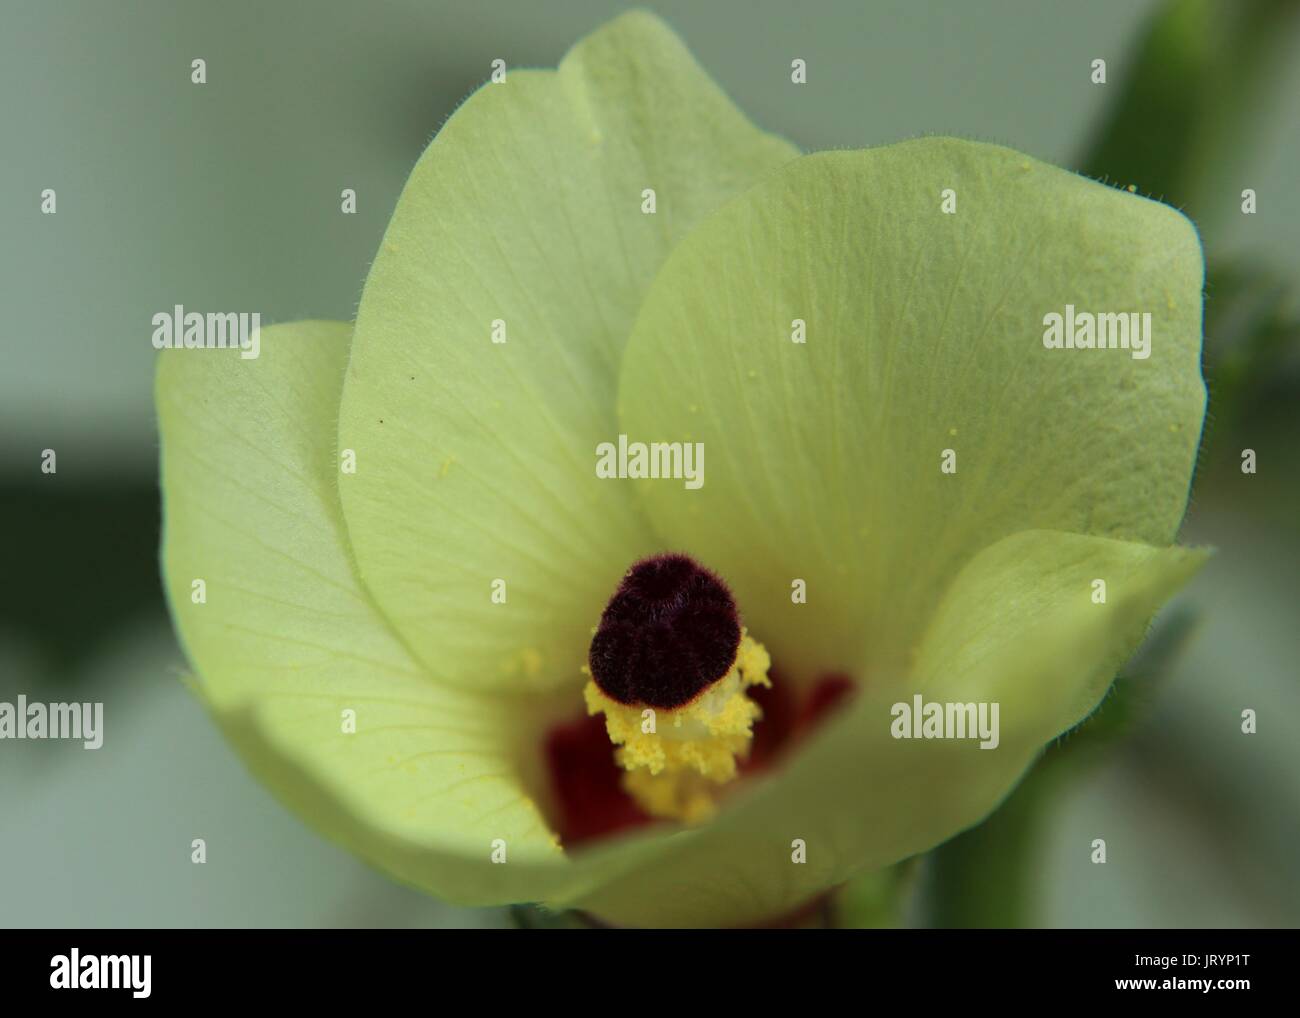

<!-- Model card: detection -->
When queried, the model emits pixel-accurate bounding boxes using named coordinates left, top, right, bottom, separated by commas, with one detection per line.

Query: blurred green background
left=1, top=0, right=1297, bottom=927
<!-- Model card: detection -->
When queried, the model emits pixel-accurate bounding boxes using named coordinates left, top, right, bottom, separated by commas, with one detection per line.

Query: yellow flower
left=157, top=12, right=1208, bottom=926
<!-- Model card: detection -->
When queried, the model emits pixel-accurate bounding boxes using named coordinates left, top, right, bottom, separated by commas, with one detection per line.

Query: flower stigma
left=583, top=554, right=772, bottom=824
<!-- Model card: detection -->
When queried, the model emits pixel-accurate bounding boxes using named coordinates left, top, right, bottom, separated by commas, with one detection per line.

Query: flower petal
left=155, top=327, right=1208, bottom=926
left=618, top=140, right=1206, bottom=681
left=336, top=11, right=798, bottom=694
left=910, top=530, right=1209, bottom=735
left=158, top=322, right=590, bottom=905
left=563, top=531, right=1208, bottom=927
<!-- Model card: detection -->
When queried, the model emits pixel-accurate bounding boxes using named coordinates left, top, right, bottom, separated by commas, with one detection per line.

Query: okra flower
left=157, top=11, right=1208, bottom=926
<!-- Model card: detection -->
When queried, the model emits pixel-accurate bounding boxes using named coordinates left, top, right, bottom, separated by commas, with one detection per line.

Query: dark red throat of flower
left=587, top=553, right=742, bottom=710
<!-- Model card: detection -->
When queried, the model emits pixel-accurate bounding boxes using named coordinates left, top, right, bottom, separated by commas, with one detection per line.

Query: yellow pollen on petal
left=583, top=630, right=771, bottom=824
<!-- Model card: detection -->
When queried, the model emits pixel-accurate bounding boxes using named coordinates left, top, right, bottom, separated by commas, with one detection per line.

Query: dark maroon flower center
left=587, top=553, right=742, bottom=709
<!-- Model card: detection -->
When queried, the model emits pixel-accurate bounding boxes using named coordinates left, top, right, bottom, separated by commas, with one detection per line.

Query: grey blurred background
left=1, top=0, right=1297, bottom=927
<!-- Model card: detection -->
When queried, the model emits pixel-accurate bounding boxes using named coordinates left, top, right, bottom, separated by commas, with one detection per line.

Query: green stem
left=923, top=762, right=1055, bottom=928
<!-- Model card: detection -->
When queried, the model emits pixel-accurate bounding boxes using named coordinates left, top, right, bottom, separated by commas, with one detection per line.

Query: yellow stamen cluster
left=583, top=631, right=771, bottom=824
